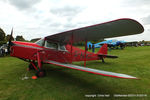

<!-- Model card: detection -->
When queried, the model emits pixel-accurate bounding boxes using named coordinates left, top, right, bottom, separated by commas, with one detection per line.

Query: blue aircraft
left=87, top=40, right=126, bottom=50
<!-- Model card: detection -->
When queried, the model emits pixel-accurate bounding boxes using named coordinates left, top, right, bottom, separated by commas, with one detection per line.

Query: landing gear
left=99, top=55, right=105, bottom=63
left=28, top=61, right=46, bottom=78
left=36, top=69, right=46, bottom=77
left=28, top=63, right=36, bottom=70
left=101, top=57, right=105, bottom=63
left=28, top=51, right=46, bottom=78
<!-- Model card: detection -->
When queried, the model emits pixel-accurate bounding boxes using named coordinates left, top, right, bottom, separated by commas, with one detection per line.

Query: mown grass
left=0, top=46, right=150, bottom=100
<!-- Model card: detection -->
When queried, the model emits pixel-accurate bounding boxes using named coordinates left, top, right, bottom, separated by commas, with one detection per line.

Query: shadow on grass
left=41, top=64, right=116, bottom=94
left=1, top=57, right=144, bottom=100
left=1, top=59, right=124, bottom=96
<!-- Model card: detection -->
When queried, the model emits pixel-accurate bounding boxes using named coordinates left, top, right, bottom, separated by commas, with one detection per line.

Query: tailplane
left=97, top=44, right=118, bottom=63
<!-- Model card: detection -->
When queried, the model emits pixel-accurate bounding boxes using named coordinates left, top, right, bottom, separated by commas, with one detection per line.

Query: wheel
left=28, top=63, right=35, bottom=70
left=36, top=69, right=46, bottom=77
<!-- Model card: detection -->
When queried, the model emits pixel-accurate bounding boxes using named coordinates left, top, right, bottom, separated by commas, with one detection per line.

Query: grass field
left=0, top=46, right=150, bottom=100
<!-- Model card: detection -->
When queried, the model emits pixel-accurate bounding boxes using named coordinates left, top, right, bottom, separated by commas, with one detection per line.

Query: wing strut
left=37, top=51, right=42, bottom=69
left=84, top=40, right=87, bottom=67
left=70, top=33, right=73, bottom=64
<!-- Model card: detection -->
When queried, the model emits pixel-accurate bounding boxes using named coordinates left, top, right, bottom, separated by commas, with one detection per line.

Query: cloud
left=50, top=6, right=83, bottom=21
left=50, top=6, right=81, bottom=16
left=0, top=0, right=149, bottom=41
left=142, top=15, right=150, bottom=25
left=7, top=0, right=41, bottom=10
left=46, top=5, right=85, bottom=33
left=122, top=0, right=150, bottom=7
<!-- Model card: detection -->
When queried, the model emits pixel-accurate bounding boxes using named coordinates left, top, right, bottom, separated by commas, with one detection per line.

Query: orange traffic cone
left=32, top=76, right=37, bottom=79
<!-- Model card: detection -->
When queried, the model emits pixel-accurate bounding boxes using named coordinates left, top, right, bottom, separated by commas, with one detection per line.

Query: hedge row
left=0, top=41, right=7, bottom=46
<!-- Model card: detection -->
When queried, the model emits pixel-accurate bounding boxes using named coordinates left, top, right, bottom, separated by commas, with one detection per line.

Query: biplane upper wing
left=45, top=18, right=144, bottom=43
left=44, top=60, right=137, bottom=79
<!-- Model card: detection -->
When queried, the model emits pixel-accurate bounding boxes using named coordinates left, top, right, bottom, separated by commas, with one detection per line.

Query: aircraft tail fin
left=97, top=44, right=118, bottom=59
left=97, top=44, right=108, bottom=55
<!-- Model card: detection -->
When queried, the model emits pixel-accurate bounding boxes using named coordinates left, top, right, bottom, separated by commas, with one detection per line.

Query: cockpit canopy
left=35, top=38, right=66, bottom=51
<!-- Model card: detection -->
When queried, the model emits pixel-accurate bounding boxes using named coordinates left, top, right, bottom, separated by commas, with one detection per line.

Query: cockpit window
left=45, top=40, right=58, bottom=49
left=59, top=44, right=66, bottom=51
left=37, top=39, right=67, bottom=51
left=35, top=39, right=44, bottom=46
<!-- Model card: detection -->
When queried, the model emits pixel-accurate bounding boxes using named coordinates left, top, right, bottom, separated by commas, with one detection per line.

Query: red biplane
left=8, top=18, right=144, bottom=79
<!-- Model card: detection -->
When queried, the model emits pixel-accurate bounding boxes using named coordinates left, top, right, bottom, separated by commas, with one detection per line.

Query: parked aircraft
left=8, top=18, right=144, bottom=79
left=87, top=40, right=126, bottom=49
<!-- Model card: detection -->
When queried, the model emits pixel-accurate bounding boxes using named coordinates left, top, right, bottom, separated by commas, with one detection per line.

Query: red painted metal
left=31, top=62, right=38, bottom=70
left=84, top=40, right=87, bottom=67
left=37, top=51, right=42, bottom=69
left=97, top=44, right=108, bottom=55
left=70, top=34, right=73, bottom=64
left=10, top=41, right=104, bottom=63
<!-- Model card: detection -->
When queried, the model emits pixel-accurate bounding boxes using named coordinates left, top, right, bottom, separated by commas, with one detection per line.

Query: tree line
left=0, top=28, right=25, bottom=46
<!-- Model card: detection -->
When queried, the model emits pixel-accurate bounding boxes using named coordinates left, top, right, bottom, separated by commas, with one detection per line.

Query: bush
left=0, top=41, right=7, bottom=46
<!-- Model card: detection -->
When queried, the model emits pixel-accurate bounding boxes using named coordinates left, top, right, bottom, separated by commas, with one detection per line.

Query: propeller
left=8, top=28, right=14, bottom=54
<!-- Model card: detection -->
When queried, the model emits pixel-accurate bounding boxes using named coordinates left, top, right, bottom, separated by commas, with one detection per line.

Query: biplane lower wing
left=44, top=60, right=137, bottom=79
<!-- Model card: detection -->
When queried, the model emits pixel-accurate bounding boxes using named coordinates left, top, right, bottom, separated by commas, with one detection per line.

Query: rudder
left=97, top=44, right=108, bottom=54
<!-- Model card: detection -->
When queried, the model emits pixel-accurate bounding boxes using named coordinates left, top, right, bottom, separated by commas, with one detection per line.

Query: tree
left=30, top=38, right=41, bottom=42
left=0, top=28, right=6, bottom=41
left=16, top=35, right=25, bottom=41
left=6, top=35, right=14, bottom=41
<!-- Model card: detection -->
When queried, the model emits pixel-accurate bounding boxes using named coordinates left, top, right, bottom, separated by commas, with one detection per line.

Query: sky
left=0, top=0, right=150, bottom=42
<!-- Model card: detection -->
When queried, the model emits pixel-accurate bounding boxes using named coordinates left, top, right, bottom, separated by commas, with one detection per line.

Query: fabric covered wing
left=44, top=60, right=137, bottom=79
left=46, top=18, right=144, bottom=43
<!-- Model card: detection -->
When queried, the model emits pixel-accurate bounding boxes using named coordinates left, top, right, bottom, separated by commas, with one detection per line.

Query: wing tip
left=116, top=75, right=139, bottom=80
left=121, top=18, right=144, bottom=33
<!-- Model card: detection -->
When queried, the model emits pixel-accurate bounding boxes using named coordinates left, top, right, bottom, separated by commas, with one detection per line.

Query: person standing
left=92, top=43, right=95, bottom=53
left=1, top=48, right=5, bottom=56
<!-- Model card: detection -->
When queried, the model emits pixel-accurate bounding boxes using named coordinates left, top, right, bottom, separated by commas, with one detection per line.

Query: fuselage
left=10, top=39, right=99, bottom=63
